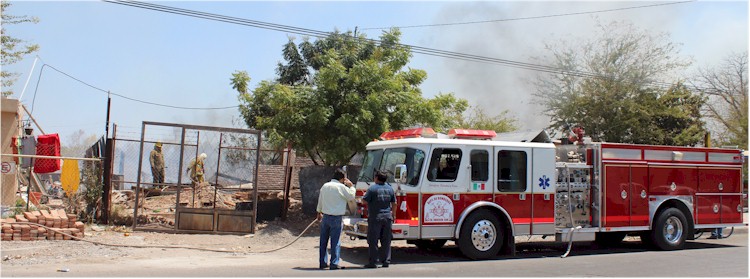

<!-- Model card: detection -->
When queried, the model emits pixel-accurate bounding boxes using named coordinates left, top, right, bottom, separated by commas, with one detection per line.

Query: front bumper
left=343, top=217, right=411, bottom=239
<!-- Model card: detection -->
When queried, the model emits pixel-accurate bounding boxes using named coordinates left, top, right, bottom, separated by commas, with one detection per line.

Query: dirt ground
left=109, top=186, right=301, bottom=228
left=0, top=192, right=353, bottom=270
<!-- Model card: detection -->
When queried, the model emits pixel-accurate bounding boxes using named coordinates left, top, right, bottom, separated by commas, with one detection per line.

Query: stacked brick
left=0, top=209, right=85, bottom=241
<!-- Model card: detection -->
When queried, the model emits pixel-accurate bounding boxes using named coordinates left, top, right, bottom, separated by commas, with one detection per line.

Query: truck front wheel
left=457, top=209, right=504, bottom=260
left=650, top=208, right=688, bottom=250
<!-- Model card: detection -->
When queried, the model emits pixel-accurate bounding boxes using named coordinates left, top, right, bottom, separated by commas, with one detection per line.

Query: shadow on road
left=338, top=239, right=743, bottom=266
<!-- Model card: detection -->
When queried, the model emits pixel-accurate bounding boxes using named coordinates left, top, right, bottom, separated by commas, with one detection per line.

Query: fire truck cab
left=343, top=128, right=746, bottom=260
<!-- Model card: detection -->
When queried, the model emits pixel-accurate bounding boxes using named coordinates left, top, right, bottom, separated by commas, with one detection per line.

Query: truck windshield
left=358, top=148, right=425, bottom=186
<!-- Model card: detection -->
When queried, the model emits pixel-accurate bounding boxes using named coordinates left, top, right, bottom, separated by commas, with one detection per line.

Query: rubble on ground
left=109, top=183, right=303, bottom=228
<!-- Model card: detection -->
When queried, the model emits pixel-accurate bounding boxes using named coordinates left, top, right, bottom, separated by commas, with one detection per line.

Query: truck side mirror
left=394, top=164, right=408, bottom=184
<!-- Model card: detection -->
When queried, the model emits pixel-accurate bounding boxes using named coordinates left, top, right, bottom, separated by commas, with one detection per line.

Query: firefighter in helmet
left=187, top=153, right=207, bottom=185
left=149, top=141, right=165, bottom=189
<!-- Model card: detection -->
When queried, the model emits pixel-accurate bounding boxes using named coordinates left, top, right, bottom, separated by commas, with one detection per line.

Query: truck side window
left=427, top=148, right=462, bottom=182
left=497, top=150, right=527, bottom=192
left=470, top=150, right=488, bottom=181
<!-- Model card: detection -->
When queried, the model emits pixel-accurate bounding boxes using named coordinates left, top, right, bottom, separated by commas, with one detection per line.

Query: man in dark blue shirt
left=362, top=170, right=397, bottom=268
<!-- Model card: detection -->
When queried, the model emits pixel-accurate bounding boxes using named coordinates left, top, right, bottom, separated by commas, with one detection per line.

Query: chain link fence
left=111, top=122, right=280, bottom=234
left=5, top=137, right=104, bottom=225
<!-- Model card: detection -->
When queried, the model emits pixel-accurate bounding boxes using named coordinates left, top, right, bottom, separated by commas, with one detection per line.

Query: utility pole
left=101, top=91, right=113, bottom=223
left=105, top=92, right=111, bottom=140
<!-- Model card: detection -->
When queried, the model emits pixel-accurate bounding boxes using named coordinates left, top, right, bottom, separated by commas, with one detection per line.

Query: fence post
left=100, top=138, right=114, bottom=224
left=281, top=143, right=293, bottom=220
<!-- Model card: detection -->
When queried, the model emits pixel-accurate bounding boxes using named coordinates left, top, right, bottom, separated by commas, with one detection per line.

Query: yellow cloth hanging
left=60, top=159, right=80, bottom=197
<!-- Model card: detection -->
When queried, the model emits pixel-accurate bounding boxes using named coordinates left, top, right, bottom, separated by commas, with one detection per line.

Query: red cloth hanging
left=34, top=133, right=61, bottom=173
left=10, top=137, right=19, bottom=164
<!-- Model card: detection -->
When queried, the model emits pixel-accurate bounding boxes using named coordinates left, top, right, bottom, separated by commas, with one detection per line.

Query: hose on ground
left=560, top=226, right=581, bottom=258
left=4, top=219, right=319, bottom=254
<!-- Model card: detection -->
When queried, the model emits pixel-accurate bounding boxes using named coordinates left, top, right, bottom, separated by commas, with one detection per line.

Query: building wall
left=256, top=165, right=288, bottom=191
left=1, top=98, right=21, bottom=207
left=255, top=151, right=315, bottom=198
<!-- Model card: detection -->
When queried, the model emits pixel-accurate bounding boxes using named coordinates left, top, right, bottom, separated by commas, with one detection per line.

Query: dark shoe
left=319, top=264, right=329, bottom=269
left=330, top=265, right=345, bottom=270
left=382, top=263, right=389, bottom=268
left=708, top=235, right=718, bottom=239
left=364, top=264, right=377, bottom=268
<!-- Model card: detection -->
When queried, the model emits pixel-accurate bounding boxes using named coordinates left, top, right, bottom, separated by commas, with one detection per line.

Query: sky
left=2, top=0, right=748, bottom=146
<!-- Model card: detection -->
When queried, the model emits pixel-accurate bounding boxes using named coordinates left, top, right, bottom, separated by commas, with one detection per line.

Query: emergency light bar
left=380, top=128, right=437, bottom=140
left=448, top=129, right=497, bottom=140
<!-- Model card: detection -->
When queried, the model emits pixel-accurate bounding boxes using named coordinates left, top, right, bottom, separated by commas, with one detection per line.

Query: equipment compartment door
left=721, top=195, right=743, bottom=224
left=695, top=195, right=721, bottom=225
left=603, top=164, right=631, bottom=227
left=630, top=165, right=649, bottom=226
left=603, top=164, right=649, bottom=227
left=698, top=168, right=741, bottom=193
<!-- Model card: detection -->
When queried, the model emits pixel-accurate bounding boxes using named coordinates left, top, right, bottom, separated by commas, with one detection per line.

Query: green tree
left=460, top=106, right=517, bottom=133
left=650, top=83, right=706, bottom=146
left=532, top=21, right=704, bottom=145
left=236, top=29, right=467, bottom=166
left=693, top=52, right=748, bottom=149
left=1, top=2, right=39, bottom=97
left=230, top=70, right=250, bottom=94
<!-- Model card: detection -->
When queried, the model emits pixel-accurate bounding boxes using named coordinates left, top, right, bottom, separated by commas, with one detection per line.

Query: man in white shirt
left=317, top=168, right=356, bottom=270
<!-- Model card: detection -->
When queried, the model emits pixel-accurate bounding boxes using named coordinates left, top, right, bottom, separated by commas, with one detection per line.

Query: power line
left=361, top=1, right=695, bottom=30
left=103, top=0, right=712, bottom=93
left=33, top=59, right=239, bottom=110
left=101, top=1, right=598, bottom=77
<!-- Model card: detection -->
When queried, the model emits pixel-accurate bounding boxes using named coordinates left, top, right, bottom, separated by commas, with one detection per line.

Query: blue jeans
left=320, top=215, right=343, bottom=267
left=711, top=228, right=723, bottom=237
left=367, top=218, right=392, bottom=266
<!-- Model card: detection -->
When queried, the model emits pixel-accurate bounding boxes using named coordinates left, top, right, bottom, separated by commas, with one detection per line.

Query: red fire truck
left=343, top=127, right=746, bottom=259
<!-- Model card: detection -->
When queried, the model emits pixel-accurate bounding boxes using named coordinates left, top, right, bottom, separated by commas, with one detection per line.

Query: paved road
left=2, top=228, right=746, bottom=277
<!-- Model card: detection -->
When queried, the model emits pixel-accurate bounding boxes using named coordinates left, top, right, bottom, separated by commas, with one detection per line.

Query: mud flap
left=502, top=232, right=515, bottom=256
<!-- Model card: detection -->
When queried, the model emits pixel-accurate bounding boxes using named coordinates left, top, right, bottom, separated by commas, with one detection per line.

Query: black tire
left=415, top=239, right=448, bottom=250
left=594, top=232, right=627, bottom=247
left=457, top=209, right=504, bottom=260
left=650, top=208, right=688, bottom=251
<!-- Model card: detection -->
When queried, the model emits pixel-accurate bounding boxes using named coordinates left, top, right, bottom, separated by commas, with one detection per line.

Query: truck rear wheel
left=457, top=209, right=504, bottom=260
left=650, top=208, right=687, bottom=250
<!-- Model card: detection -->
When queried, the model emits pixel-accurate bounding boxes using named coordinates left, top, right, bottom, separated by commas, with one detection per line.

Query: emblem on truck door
left=424, top=195, right=454, bottom=223
left=539, top=175, right=550, bottom=190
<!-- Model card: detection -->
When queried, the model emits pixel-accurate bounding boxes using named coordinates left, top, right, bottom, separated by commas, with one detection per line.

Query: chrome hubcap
left=471, top=220, right=496, bottom=251
left=663, top=216, right=683, bottom=244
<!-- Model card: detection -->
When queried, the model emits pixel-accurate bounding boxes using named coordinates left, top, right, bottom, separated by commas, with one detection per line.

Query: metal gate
left=126, top=121, right=262, bottom=234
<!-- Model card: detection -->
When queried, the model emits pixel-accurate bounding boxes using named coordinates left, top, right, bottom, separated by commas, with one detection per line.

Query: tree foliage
left=460, top=106, right=517, bottom=133
left=532, top=21, right=705, bottom=146
left=1, top=2, right=39, bottom=97
left=235, top=29, right=468, bottom=166
left=693, top=52, right=748, bottom=149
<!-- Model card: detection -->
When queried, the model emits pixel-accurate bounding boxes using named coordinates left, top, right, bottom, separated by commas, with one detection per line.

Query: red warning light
left=448, top=129, right=496, bottom=140
left=379, top=128, right=437, bottom=140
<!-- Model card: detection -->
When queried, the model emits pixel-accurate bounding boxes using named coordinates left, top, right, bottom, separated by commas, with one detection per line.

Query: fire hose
left=5, top=219, right=319, bottom=254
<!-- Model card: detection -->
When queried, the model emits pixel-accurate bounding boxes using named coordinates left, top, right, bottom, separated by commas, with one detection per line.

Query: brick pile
left=0, top=209, right=85, bottom=241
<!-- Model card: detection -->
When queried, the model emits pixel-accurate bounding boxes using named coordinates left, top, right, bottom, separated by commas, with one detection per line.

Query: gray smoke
left=408, top=1, right=736, bottom=132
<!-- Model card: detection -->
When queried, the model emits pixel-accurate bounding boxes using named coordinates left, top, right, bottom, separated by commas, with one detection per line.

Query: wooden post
left=281, top=143, right=293, bottom=220
left=100, top=138, right=114, bottom=224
